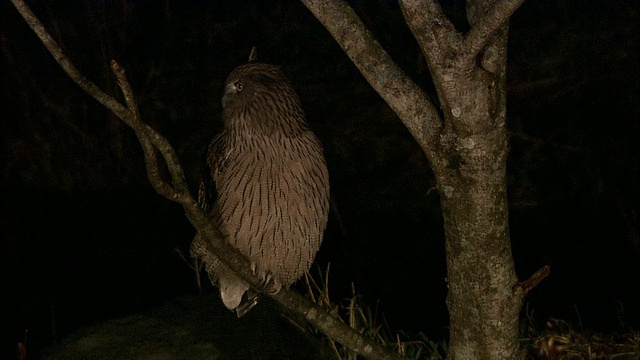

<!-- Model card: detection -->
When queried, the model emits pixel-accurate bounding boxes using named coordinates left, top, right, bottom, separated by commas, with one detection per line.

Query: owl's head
left=221, top=63, right=307, bottom=136
left=222, top=63, right=290, bottom=108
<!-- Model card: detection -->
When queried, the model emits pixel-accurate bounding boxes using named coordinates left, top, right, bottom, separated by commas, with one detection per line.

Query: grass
left=302, top=264, right=447, bottom=359
left=175, top=246, right=205, bottom=294
left=302, top=264, right=639, bottom=360
left=176, top=250, right=638, bottom=360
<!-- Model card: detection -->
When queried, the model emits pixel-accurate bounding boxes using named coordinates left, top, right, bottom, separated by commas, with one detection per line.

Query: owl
left=191, top=62, right=330, bottom=317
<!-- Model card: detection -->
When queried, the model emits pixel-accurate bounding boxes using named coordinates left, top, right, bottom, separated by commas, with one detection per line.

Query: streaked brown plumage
left=190, top=62, right=330, bottom=317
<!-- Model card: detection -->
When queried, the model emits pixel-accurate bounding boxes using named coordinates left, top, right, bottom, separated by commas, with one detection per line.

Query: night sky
left=1, top=0, right=638, bottom=357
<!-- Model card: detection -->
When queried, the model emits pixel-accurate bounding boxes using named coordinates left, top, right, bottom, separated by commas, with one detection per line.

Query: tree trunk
left=301, top=0, right=529, bottom=358
left=433, top=45, right=521, bottom=358
left=424, top=3, right=522, bottom=357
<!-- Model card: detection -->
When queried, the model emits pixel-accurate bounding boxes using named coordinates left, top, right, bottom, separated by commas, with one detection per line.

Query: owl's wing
left=197, top=133, right=224, bottom=214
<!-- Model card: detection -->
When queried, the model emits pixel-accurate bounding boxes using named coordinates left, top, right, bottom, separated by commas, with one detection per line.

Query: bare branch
left=110, top=61, right=190, bottom=199
left=10, top=0, right=404, bottom=358
left=513, top=265, right=551, bottom=299
left=110, top=60, right=171, bottom=198
left=463, top=0, right=526, bottom=61
left=399, top=0, right=524, bottom=100
left=398, top=0, right=465, bottom=116
left=398, top=0, right=463, bottom=62
left=299, top=0, right=441, bottom=160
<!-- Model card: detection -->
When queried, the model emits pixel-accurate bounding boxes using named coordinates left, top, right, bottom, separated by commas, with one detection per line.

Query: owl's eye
left=235, top=82, right=243, bottom=92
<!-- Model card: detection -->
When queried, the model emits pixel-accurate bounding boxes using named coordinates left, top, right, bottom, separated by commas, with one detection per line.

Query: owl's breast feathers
left=191, top=63, right=329, bottom=317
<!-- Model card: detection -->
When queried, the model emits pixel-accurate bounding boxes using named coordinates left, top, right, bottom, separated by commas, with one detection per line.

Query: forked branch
left=299, top=0, right=441, bottom=161
left=463, top=0, right=526, bottom=60
left=9, top=0, right=403, bottom=358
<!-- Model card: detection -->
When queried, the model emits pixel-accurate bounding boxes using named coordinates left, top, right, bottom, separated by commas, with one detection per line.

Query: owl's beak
left=222, top=83, right=234, bottom=109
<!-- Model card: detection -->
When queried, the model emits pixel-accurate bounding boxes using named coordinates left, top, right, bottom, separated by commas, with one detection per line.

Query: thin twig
left=514, top=265, right=551, bottom=299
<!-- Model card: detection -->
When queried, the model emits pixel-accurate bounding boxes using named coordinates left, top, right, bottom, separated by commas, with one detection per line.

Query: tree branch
left=399, top=0, right=525, bottom=104
left=398, top=0, right=466, bottom=117
left=398, top=0, right=463, bottom=62
left=299, top=0, right=441, bottom=161
left=463, top=0, right=526, bottom=61
left=10, top=0, right=404, bottom=358
left=513, top=265, right=551, bottom=299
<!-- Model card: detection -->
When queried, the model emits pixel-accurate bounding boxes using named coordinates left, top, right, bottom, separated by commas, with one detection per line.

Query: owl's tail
left=191, top=233, right=266, bottom=317
left=219, top=274, right=249, bottom=311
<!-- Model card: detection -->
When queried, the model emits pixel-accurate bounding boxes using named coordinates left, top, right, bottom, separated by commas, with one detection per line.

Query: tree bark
left=400, top=1, right=521, bottom=357
left=301, top=0, right=537, bottom=359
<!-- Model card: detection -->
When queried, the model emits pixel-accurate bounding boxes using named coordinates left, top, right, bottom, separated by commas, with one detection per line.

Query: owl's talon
left=267, top=282, right=282, bottom=295
left=252, top=271, right=281, bottom=295
left=258, top=272, right=272, bottom=288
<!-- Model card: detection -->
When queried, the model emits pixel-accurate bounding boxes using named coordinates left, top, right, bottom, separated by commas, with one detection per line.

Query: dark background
left=1, top=0, right=638, bottom=357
